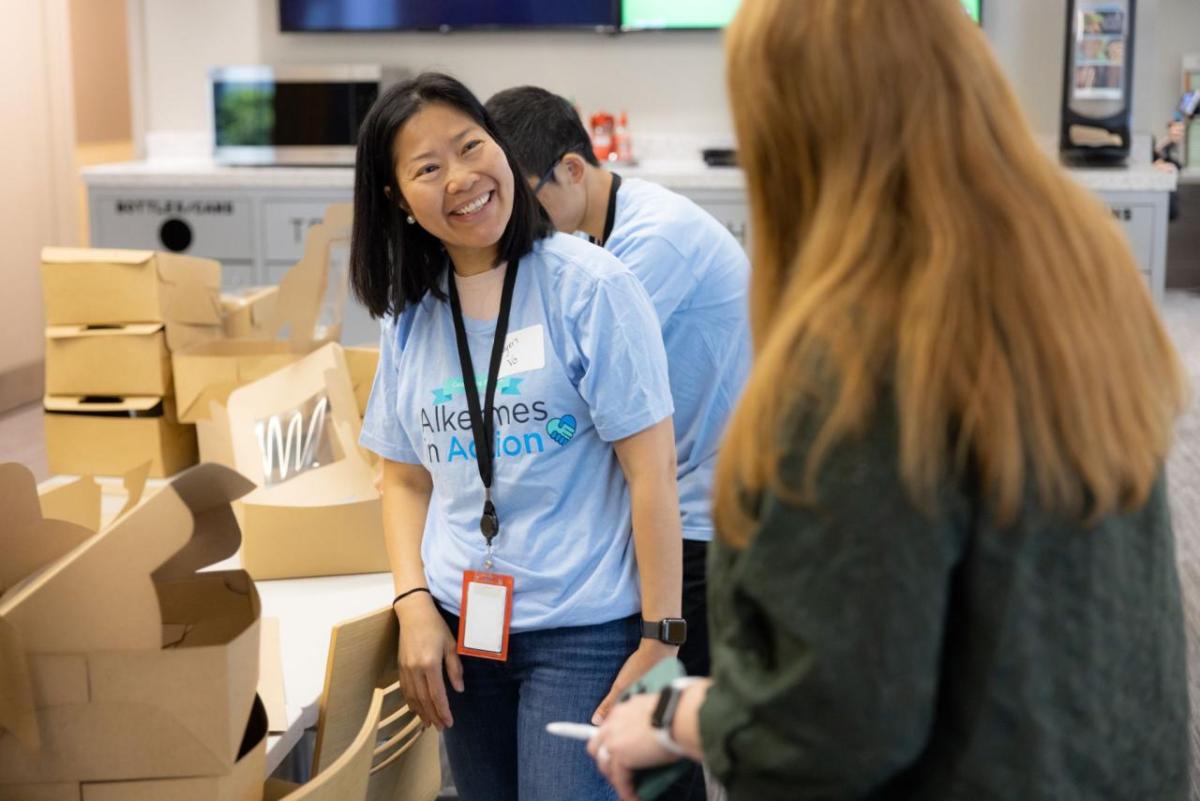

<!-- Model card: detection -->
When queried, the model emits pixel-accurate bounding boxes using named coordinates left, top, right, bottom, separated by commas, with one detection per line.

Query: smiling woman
left=350, top=73, right=550, bottom=318
left=392, top=103, right=514, bottom=276
left=349, top=73, right=686, bottom=801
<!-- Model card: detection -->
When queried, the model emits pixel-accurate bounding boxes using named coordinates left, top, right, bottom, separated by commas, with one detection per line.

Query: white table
left=38, top=475, right=394, bottom=776
left=238, top=568, right=394, bottom=774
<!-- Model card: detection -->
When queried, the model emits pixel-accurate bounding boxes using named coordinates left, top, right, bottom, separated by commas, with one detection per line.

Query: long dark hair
left=350, top=72, right=552, bottom=318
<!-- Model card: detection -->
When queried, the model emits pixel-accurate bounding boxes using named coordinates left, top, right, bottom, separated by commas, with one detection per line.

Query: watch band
left=641, top=617, right=688, bottom=645
left=651, top=677, right=702, bottom=756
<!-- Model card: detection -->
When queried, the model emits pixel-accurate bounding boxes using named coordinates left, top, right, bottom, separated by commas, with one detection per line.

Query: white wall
left=0, top=0, right=77, bottom=388
left=988, top=0, right=1198, bottom=138
left=135, top=0, right=1200, bottom=144
left=256, top=0, right=732, bottom=138
left=140, top=0, right=260, bottom=135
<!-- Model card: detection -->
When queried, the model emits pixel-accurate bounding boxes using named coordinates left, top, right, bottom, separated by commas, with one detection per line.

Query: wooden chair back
left=287, top=687, right=384, bottom=800
left=313, top=607, right=441, bottom=801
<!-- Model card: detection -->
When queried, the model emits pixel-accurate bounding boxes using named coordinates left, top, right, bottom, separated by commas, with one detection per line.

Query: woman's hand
left=588, top=692, right=681, bottom=801
left=394, top=592, right=464, bottom=730
left=592, top=639, right=677, bottom=724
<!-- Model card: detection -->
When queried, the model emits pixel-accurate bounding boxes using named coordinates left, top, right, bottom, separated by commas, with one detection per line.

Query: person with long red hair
left=587, top=0, right=1190, bottom=798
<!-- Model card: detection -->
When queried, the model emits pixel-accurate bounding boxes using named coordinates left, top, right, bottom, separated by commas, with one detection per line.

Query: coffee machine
left=1059, top=0, right=1136, bottom=166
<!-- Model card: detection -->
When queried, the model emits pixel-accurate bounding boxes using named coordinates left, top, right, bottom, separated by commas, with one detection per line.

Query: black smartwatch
left=642, top=617, right=687, bottom=646
left=651, top=677, right=701, bottom=756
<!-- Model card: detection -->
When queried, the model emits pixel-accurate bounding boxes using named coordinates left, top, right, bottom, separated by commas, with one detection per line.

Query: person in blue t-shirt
left=488, top=89, right=750, bottom=801
left=486, top=88, right=750, bottom=678
left=350, top=73, right=685, bottom=801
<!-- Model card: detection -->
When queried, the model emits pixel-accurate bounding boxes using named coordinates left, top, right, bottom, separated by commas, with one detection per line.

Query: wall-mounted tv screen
left=962, top=0, right=982, bottom=23
left=280, top=0, right=619, bottom=31
left=621, top=0, right=740, bottom=30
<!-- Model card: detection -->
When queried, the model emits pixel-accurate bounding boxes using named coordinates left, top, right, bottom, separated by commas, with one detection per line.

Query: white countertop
left=81, top=158, right=747, bottom=191
left=82, top=156, right=1175, bottom=194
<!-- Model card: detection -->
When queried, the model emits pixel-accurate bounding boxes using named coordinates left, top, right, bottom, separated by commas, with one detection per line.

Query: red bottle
left=591, top=112, right=615, bottom=162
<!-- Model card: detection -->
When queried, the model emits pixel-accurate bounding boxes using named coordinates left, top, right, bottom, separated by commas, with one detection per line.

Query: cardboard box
left=221, top=286, right=279, bottom=340
left=0, top=462, right=260, bottom=788
left=172, top=204, right=354, bottom=424
left=45, top=324, right=172, bottom=396
left=261, top=205, right=351, bottom=350
left=40, top=249, right=223, bottom=352
left=224, top=343, right=389, bottom=579
left=172, top=341, right=310, bottom=424
left=0, top=464, right=94, bottom=598
left=344, top=345, right=380, bottom=418
left=75, top=697, right=267, bottom=801
left=43, top=396, right=197, bottom=478
left=37, top=475, right=101, bottom=534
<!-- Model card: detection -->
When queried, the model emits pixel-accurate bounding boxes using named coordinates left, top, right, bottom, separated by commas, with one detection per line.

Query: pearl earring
left=406, top=214, right=416, bottom=224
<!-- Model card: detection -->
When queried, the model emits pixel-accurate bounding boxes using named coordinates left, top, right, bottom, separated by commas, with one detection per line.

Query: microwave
left=210, top=65, right=385, bottom=166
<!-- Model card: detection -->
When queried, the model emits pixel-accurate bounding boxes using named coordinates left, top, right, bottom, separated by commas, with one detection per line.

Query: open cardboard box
left=0, top=461, right=263, bottom=794
left=0, top=699, right=268, bottom=801
left=40, top=249, right=223, bottom=352
left=37, top=475, right=102, bottom=534
left=173, top=341, right=312, bottom=425
left=344, top=345, right=380, bottom=418
left=221, top=343, right=389, bottom=579
left=43, top=396, right=196, bottom=478
left=172, top=205, right=352, bottom=425
left=45, top=323, right=172, bottom=397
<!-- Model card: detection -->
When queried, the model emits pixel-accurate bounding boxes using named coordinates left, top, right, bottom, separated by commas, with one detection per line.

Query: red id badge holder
left=456, top=571, right=513, bottom=661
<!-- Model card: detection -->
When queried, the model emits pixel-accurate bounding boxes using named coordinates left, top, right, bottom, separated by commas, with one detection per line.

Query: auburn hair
left=715, top=0, right=1186, bottom=545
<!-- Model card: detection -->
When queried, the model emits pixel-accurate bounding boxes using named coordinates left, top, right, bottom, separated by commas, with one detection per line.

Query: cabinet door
left=1104, top=201, right=1155, bottom=273
left=263, top=198, right=349, bottom=263
left=221, top=263, right=259, bottom=289
left=90, top=193, right=254, bottom=260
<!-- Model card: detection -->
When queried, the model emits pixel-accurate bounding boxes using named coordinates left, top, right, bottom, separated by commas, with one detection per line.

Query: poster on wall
left=1072, top=3, right=1127, bottom=101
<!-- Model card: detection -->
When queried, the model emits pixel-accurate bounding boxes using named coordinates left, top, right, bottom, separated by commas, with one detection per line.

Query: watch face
left=663, top=619, right=687, bottom=645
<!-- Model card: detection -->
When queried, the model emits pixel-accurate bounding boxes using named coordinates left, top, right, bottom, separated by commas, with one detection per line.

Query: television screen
left=621, top=0, right=741, bottom=30
left=962, top=0, right=982, bottom=23
left=280, top=0, right=618, bottom=31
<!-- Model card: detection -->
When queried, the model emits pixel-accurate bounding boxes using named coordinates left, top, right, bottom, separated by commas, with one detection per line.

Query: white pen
left=545, top=721, right=599, bottom=741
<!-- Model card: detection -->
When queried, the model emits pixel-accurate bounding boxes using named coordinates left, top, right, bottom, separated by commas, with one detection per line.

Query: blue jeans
left=438, top=609, right=641, bottom=801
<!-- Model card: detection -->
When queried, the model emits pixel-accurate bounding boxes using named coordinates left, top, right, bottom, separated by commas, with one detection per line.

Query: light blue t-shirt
left=360, top=232, right=674, bottom=632
left=604, top=177, right=751, bottom=542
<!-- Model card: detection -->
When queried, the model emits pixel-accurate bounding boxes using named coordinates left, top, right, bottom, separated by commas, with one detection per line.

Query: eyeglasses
left=532, top=151, right=569, bottom=195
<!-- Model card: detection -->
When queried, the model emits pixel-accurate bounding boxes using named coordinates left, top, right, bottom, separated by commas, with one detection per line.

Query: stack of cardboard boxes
left=35, top=205, right=389, bottom=581
left=40, top=249, right=224, bottom=478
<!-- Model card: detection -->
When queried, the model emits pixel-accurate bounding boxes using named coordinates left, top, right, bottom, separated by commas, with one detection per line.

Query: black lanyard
left=589, top=172, right=621, bottom=248
left=446, top=258, right=520, bottom=548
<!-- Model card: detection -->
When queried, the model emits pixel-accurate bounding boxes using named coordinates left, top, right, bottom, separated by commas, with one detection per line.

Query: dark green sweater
left=698, top=399, right=1189, bottom=800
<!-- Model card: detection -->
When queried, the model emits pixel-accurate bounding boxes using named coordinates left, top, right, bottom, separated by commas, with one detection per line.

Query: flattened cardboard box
left=43, top=396, right=196, bottom=478
left=0, top=462, right=261, bottom=788
left=224, top=343, right=389, bottom=579
left=44, top=324, right=172, bottom=396
left=40, top=248, right=223, bottom=352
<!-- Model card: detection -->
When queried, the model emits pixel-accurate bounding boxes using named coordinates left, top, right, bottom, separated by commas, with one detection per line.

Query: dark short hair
left=350, top=72, right=552, bottom=319
left=485, top=86, right=600, bottom=183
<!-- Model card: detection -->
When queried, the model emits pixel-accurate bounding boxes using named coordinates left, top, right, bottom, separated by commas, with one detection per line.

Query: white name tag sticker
left=498, top=324, right=545, bottom=378
left=457, top=571, right=513, bottom=661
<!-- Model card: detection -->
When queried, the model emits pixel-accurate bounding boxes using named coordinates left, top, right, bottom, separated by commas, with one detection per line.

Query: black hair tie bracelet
left=392, top=587, right=432, bottom=607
